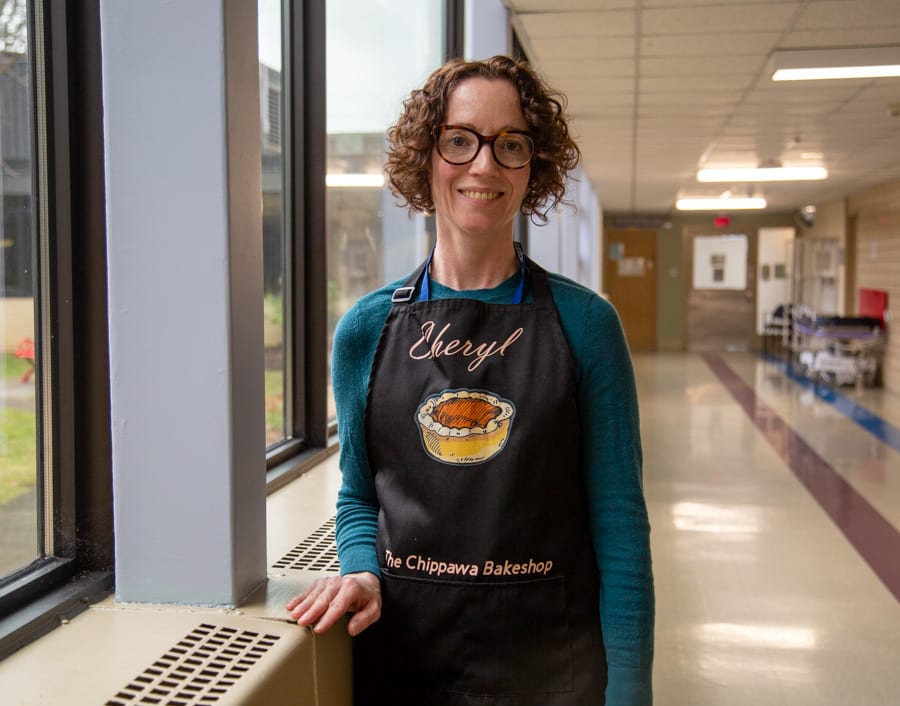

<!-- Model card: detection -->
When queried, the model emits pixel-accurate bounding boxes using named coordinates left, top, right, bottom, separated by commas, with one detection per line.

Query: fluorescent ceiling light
left=770, top=46, right=900, bottom=81
left=697, top=166, right=828, bottom=182
left=676, top=197, right=767, bottom=211
left=326, top=173, right=385, bottom=188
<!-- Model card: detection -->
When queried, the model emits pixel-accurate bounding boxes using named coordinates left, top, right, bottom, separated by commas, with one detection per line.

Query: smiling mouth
left=460, top=190, right=501, bottom=201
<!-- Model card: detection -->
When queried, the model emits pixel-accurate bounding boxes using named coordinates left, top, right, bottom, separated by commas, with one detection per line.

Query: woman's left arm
left=577, top=294, right=655, bottom=705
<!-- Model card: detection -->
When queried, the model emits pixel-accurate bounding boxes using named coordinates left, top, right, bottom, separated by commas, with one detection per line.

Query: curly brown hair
left=384, top=55, right=580, bottom=224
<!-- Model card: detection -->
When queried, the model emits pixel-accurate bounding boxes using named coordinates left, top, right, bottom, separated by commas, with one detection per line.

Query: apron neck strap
left=510, top=241, right=528, bottom=305
left=392, top=242, right=531, bottom=305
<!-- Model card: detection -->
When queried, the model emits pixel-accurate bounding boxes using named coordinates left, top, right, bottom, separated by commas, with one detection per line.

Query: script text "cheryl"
left=408, top=320, right=524, bottom=371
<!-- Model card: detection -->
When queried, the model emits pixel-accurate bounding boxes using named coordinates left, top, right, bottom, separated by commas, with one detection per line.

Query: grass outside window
left=1, top=353, right=36, bottom=505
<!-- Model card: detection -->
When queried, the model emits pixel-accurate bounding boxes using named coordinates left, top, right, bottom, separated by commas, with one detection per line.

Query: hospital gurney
left=791, top=309, right=884, bottom=386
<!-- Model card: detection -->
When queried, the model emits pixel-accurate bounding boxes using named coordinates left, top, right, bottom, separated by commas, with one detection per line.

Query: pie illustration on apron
left=415, top=388, right=515, bottom=464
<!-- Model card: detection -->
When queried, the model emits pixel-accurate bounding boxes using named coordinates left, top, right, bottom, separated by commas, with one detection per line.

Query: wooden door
left=604, top=230, right=657, bottom=351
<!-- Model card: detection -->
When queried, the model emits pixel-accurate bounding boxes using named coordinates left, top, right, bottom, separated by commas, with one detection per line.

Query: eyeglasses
left=433, top=125, right=534, bottom=170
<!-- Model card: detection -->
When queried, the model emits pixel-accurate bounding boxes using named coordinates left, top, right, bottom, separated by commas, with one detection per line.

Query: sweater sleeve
left=571, top=291, right=655, bottom=704
left=332, top=299, right=386, bottom=577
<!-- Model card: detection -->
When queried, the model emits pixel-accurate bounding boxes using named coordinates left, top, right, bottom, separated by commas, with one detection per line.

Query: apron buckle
left=391, top=286, right=416, bottom=303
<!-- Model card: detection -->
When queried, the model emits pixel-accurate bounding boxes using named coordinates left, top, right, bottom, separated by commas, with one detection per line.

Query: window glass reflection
left=259, top=0, right=286, bottom=447
left=325, top=0, right=444, bottom=418
left=0, top=0, right=39, bottom=577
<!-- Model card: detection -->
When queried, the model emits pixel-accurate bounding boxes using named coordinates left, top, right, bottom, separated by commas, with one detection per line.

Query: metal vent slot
left=105, top=623, right=280, bottom=705
left=272, top=516, right=340, bottom=572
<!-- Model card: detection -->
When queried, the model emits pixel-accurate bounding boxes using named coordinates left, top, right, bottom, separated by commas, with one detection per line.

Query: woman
left=287, top=55, right=654, bottom=705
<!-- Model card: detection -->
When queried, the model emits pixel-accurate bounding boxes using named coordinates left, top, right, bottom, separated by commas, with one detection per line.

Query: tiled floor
left=642, top=352, right=900, bottom=705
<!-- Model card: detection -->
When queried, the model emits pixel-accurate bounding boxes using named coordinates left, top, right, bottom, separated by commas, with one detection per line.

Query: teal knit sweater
left=332, top=268, right=654, bottom=704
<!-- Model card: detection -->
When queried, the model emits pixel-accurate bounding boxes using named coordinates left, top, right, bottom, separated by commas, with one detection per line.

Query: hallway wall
left=604, top=212, right=797, bottom=352
left=850, top=178, right=900, bottom=395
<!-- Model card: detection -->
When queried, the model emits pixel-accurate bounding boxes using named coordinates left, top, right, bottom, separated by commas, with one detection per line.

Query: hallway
left=641, top=353, right=900, bottom=705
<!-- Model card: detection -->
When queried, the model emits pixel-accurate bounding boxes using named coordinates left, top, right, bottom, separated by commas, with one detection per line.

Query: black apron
left=356, top=245, right=606, bottom=705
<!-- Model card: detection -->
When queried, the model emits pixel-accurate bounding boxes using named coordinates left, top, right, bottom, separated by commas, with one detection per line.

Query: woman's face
left=430, top=77, right=531, bottom=243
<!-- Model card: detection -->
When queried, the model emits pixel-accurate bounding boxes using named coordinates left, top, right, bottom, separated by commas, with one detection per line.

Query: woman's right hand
left=285, top=571, right=382, bottom=636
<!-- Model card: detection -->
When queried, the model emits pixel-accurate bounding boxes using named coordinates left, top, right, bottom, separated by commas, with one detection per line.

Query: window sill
left=0, top=569, right=113, bottom=661
left=266, top=435, right=339, bottom=495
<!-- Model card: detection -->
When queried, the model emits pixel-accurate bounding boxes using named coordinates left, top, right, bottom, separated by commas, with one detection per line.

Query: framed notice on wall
left=617, top=256, right=646, bottom=277
left=692, top=234, right=747, bottom=290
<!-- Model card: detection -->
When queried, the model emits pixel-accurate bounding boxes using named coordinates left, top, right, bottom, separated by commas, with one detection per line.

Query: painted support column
left=465, top=0, right=509, bottom=60
left=101, top=0, right=266, bottom=604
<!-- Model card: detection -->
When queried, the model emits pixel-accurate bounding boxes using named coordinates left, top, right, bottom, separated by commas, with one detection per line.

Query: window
left=262, top=1, right=456, bottom=473
left=325, top=0, right=446, bottom=417
left=0, top=0, right=38, bottom=580
left=258, top=0, right=287, bottom=449
left=0, top=0, right=112, bottom=651
left=263, top=0, right=332, bottom=473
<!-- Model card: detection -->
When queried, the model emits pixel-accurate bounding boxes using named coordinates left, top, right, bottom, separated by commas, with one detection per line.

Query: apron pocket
left=379, top=571, right=574, bottom=696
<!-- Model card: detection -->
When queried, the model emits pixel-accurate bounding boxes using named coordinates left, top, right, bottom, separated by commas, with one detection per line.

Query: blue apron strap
left=511, top=241, right=527, bottom=305
left=417, top=246, right=436, bottom=302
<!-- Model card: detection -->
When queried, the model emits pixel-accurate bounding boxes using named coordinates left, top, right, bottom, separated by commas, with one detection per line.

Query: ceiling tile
left=518, top=10, right=635, bottom=37
left=641, top=32, right=780, bottom=56
left=781, top=27, right=900, bottom=47
left=794, top=0, right=900, bottom=29
left=529, top=36, right=636, bottom=59
left=540, top=57, right=635, bottom=78
left=642, top=3, right=802, bottom=34
left=640, top=55, right=763, bottom=76
left=508, top=0, right=635, bottom=11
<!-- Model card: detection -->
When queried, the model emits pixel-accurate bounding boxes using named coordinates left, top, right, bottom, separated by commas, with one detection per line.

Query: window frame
left=0, top=0, right=113, bottom=659
left=264, top=0, right=334, bottom=487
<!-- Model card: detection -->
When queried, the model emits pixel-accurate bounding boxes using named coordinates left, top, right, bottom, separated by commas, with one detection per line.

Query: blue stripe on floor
left=764, top=355, right=900, bottom=454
